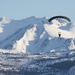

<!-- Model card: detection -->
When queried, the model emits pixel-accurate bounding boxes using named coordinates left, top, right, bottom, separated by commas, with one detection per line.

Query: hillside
left=0, top=16, right=75, bottom=75
left=0, top=16, right=75, bottom=55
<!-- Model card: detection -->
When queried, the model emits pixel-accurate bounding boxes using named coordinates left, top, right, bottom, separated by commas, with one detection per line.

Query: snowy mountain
left=0, top=16, right=75, bottom=55
left=0, top=16, right=75, bottom=75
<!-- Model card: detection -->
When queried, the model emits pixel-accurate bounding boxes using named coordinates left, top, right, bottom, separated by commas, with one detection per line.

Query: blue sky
left=0, top=0, right=75, bottom=22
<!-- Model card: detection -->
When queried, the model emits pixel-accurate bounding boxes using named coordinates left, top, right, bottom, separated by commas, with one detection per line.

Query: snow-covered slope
left=0, top=16, right=75, bottom=56
left=0, top=16, right=75, bottom=75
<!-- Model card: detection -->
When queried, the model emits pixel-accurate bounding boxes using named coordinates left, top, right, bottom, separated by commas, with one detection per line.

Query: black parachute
left=48, top=16, right=71, bottom=22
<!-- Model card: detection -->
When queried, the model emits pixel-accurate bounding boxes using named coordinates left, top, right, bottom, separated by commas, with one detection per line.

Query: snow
left=0, top=16, right=75, bottom=57
left=0, top=16, right=75, bottom=74
left=50, top=49, right=56, bottom=53
left=45, top=24, right=75, bottom=38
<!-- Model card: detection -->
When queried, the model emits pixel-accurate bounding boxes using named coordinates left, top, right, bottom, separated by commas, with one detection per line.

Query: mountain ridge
left=0, top=16, right=75, bottom=56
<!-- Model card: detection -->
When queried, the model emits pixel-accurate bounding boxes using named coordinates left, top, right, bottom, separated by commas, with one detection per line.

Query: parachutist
left=58, top=32, right=61, bottom=38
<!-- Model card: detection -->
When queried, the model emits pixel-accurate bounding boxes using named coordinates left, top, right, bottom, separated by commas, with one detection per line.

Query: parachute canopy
left=48, top=16, right=71, bottom=22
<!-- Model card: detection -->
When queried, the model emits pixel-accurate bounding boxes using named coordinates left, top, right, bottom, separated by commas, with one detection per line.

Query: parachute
left=48, top=16, right=71, bottom=22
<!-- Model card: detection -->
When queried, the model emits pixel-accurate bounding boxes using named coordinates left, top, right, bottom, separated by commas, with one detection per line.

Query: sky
left=0, top=0, right=75, bottom=22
